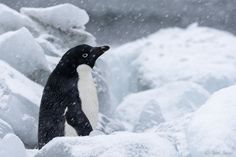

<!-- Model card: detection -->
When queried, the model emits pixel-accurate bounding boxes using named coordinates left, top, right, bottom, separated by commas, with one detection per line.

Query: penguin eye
left=82, top=53, right=88, bottom=58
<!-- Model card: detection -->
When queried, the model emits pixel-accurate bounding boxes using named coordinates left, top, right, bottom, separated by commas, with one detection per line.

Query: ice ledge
left=21, top=3, right=89, bottom=31
left=36, top=132, right=179, bottom=157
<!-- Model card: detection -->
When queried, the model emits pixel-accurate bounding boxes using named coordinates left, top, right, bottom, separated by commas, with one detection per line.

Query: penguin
left=38, top=44, right=110, bottom=149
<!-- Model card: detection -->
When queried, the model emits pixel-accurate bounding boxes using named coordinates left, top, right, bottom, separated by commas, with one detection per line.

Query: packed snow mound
left=21, top=4, right=95, bottom=50
left=21, top=3, right=89, bottom=31
left=115, top=81, right=209, bottom=131
left=0, top=119, right=14, bottom=139
left=35, top=132, right=179, bottom=157
left=0, top=27, right=50, bottom=84
left=108, top=24, right=236, bottom=94
left=0, top=134, right=27, bottom=157
left=0, top=61, right=43, bottom=147
left=0, top=3, right=36, bottom=35
left=187, top=85, right=236, bottom=157
left=150, top=114, right=192, bottom=157
left=36, top=36, right=61, bottom=57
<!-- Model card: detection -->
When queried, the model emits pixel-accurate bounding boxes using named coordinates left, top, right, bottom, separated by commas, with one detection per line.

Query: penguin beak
left=94, top=45, right=110, bottom=58
left=100, top=46, right=110, bottom=52
left=88, top=45, right=110, bottom=67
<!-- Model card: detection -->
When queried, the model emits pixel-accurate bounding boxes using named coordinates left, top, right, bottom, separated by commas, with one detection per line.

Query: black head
left=61, top=44, right=110, bottom=69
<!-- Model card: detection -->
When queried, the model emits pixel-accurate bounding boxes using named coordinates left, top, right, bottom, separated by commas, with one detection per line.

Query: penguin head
left=62, top=44, right=110, bottom=68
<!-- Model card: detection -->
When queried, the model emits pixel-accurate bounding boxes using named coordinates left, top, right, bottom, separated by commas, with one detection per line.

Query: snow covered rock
left=108, top=24, right=236, bottom=94
left=21, top=4, right=96, bottom=49
left=0, top=3, right=37, bottom=35
left=45, top=55, right=61, bottom=71
left=36, top=36, right=61, bottom=57
left=0, top=119, right=14, bottom=139
left=35, top=132, right=179, bottom=157
left=150, top=114, right=192, bottom=157
left=115, top=81, right=209, bottom=131
left=0, top=61, right=43, bottom=147
left=0, top=27, right=50, bottom=85
left=21, top=3, right=89, bottom=31
left=187, top=85, right=236, bottom=157
left=0, top=134, right=27, bottom=157
left=104, top=46, right=141, bottom=105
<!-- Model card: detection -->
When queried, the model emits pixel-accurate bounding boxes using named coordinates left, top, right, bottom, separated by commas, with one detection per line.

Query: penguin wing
left=65, top=99, right=93, bottom=136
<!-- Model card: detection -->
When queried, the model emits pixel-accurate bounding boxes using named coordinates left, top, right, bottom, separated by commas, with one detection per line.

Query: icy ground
left=0, top=3, right=236, bottom=157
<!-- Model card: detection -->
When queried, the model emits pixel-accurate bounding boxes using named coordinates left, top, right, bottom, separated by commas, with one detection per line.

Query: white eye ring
left=82, top=53, right=88, bottom=58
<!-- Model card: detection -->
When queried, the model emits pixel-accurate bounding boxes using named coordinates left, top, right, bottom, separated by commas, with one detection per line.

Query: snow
left=0, top=119, right=14, bottom=138
left=0, top=61, right=43, bottom=147
left=0, top=2, right=236, bottom=156
left=0, top=134, right=27, bottom=157
left=115, top=81, right=209, bottom=131
left=0, top=3, right=36, bottom=35
left=45, top=55, right=61, bottom=71
left=187, top=85, right=236, bottom=157
left=21, top=3, right=89, bottom=31
left=21, top=4, right=95, bottom=50
left=93, top=59, right=112, bottom=117
left=149, top=114, right=192, bottom=157
left=0, top=27, right=50, bottom=84
left=107, top=24, right=236, bottom=97
left=102, top=24, right=236, bottom=157
left=35, top=132, right=179, bottom=157
left=36, top=36, right=61, bottom=57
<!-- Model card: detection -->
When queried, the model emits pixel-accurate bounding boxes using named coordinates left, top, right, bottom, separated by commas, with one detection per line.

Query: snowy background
left=0, top=1, right=236, bottom=157
left=1, top=0, right=236, bottom=45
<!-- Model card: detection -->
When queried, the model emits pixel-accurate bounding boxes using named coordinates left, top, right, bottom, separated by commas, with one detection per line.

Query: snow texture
left=1, top=2, right=236, bottom=157
left=35, top=132, right=179, bottom=157
left=36, top=36, right=61, bottom=57
left=21, top=4, right=95, bottom=49
left=150, top=114, right=192, bottom=157
left=0, top=27, right=50, bottom=84
left=0, top=3, right=37, bottom=35
left=0, top=61, right=43, bottom=147
left=115, top=81, right=209, bottom=131
left=187, top=85, right=236, bottom=157
left=107, top=24, right=236, bottom=96
left=93, top=59, right=112, bottom=117
left=0, top=134, right=27, bottom=157
left=21, top=3, right=89, bottom=31
left=0, top=119, right=14, bottom=139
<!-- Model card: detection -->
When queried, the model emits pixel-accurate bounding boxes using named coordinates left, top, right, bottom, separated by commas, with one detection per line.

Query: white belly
left=77, top=65, right=99, bottom=129
left=65, top=64, right=99, bottom=136
left=77, top=64, right=98, bottom=129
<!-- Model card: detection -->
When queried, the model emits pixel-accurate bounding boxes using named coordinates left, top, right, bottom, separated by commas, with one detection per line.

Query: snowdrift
left=21, top=3, right=95, bottom=49
left=21, top=3, right=89, bottom=31
left=0, top=134, right=27, bottom=157
left=0, top=4, right=36, bottom=35
left=187, top=85, right=236, bottom=157
left=0, top=119, right=13, bottom=138
left=115, top=81, right=209, bottom=131
left=104, top=24, right=236, bottom=157
left=107, top=24, right=236, bottom=98
left=0, top=61, right=43, bottom=147
left=0, top=28, right=50, bottom=84
left=0, top=2, right=236, bottom=157
left=35, top=132, right=179, bottom=157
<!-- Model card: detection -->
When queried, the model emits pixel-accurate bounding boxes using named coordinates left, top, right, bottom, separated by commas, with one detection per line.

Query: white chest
left=77, top=64, right=99, bottom=130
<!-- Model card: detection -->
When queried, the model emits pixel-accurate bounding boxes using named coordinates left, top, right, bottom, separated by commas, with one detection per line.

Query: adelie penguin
left=38, top=44, right=110, bottom=149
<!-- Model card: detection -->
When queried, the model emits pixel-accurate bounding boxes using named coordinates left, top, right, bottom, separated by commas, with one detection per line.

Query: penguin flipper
left=66, top=104, right=93, bottom=136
